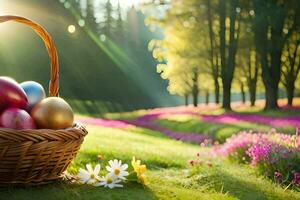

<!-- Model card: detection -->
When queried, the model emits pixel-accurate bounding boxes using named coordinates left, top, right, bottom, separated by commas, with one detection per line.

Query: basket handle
left=0, top=15, right=59, bottom=97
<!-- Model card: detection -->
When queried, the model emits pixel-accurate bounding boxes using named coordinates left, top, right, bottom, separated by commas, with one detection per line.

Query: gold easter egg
left=31, top=97, right=74, bottom=129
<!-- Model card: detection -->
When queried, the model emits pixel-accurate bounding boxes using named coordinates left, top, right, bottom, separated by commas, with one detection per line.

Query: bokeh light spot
left=64, top=2, right=71, bottom=9
left=100, top=34, right=106, bottom=42
left=68, top=25, right=76, bottom=34
left=78, top=19, right=85, bottom=27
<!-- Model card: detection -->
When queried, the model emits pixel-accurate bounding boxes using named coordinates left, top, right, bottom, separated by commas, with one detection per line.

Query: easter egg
left=0, top=108, right=36, bottom=129
left=0, top=77, right=28, bottom=112
left=31, top=97, right=74, bottom=129
left=20, top=81, right=46, bottom=110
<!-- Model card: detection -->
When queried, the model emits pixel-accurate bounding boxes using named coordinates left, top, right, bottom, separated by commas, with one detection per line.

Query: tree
left=147, top=0, right=212, bottom=107
left=236, top=13, right=260, bottom=106
left=247, top=49, right=259, bottom=106
left=281, top=33, right=300, bottom=106
left=219, top=0, right=241, bottom=110
left=103, top=0, right=114, bottom=36
left=252, top=0, right=300, bottom=109
left=205, top=0, right=221, bottom=104
left=85, top=0, right=98, bottom=34
left=115, top=1, right=124, bottom=42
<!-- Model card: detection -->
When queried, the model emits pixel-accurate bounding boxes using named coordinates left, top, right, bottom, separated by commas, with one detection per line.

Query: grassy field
left=1, top=99, right=300, bottom=199
left=1, top=123, right=299, bottom=200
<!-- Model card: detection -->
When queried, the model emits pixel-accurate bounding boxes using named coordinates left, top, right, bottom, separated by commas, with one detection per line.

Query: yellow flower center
left=114, top=168, right=121, bottom=175
left=90, top=174, right=96, bottom=179
left=107, top=177, right=113, bottom=184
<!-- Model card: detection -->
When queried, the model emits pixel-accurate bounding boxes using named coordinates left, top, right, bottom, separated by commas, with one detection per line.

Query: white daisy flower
left=106, top=159, right=129, bottom=180
left=78, top=164, right=101, bottom=185
left=95, top=174, right=123, bottom=189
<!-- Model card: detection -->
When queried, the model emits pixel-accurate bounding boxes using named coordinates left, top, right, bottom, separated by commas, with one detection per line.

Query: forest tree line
left=145, top=0, right=300, bottom=110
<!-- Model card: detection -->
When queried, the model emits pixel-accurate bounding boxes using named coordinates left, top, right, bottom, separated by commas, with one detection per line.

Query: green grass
left=154, top=116, right=295, bottom=142
left=189, top=160, right=300, bottom=200
left=1, top=125, right=299, bottom=200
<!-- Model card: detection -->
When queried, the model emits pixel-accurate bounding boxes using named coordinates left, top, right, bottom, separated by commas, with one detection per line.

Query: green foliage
left=147, top=0, right=210, bottom=101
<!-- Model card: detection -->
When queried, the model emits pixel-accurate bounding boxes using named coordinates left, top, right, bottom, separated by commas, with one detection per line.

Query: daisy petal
left=121, top=171, right=129, bottom=176
left=114, top=179, right=122, bottom=183
left=121, top=164, right=128, bottom=170
left=115, top=184, right=123, bottom=188
left=106, top=166, right=112, bottom=171
left=114, top=159, right=119, bottom=166
left=78, top=168, right=89, bottom=176
left=86, top=164, right=93, bottom=173
left=94, top=164, right=101, bottom=174
left=95, top=182, right=105, bottom=187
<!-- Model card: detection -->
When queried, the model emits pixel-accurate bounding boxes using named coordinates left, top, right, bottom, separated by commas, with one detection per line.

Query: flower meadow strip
left=78, top=117, right=212, bottom=144
left=77, top=118, right=133, bottom=129
left=199, top=130, right=300, bottom=187
left=202, top=114, right=300, bottom=129
left=127, top=119, right=212, bottom=144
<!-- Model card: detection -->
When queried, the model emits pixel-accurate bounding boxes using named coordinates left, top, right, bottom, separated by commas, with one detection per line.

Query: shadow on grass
left=0, top=181, right=156, bottom=200
left=193, top=164, right=300, bottom=200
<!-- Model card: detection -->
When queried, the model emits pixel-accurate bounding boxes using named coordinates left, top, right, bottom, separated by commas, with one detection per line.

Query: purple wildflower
left=293, top=172, right=300, bottom=185
left=247, top=141, right=272, bottom=166
left=274, top=171, right=283, bottom=183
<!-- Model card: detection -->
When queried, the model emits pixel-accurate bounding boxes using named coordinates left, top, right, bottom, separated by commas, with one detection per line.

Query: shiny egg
left=31, top=97, right=74, bottom=129
left=0, top=77, right=28, bottom=112
left=20, top=81, right=46, bottom=110
left=0, top=108, right=36, bottom=129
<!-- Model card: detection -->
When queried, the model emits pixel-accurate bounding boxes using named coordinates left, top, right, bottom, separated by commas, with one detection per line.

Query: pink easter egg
left=0, top=108, right=36, bottom=129
left=0, top=77, right=28, bottom=112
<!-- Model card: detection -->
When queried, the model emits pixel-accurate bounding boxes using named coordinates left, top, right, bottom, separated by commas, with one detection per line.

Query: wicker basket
left=0, top=15, right=88, bottom=185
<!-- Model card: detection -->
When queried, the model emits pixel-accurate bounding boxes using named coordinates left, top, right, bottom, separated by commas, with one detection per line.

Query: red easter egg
left=0, top=108, right=36, bottom=129
left=0, top=77, right=28, bottom=112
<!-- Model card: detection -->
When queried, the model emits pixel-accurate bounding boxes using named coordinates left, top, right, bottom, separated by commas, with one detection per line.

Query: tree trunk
left=253, top=0, right=286, bottom=110
left=192, top=70, right=199, bottom=107
left=219, top=0, right=239, bottom=110
left=241, top=82, right=245, bottom=104
left=286, top=84, right=295, bottom=106
left=248, top=51, right=259, bottom=107
left=264, top=84, right=279, bottom=110
left=206, top=0, right=220, bottom=105
left=214, top=79, right=220, bottom=104
left=249, top=82, right=256, bottom=106
left=192, top=91, right=198, bottom=107
left=222, top=80, right=231, bottom=110
left=282, top=40, right=300, bottom=107
left=205, top=91, right=210, bottom=105
left=184, top=94, right=189, bottom=106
